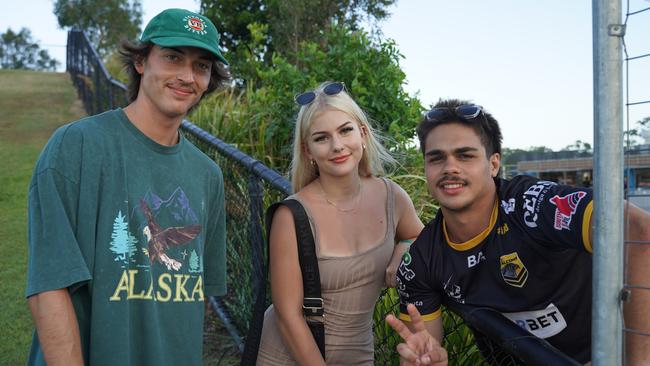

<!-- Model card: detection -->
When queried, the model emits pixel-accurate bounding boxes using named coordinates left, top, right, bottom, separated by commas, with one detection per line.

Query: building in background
left=503, top=145, right=650, bottom=210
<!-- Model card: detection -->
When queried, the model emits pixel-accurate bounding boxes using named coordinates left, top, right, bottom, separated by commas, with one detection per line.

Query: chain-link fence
left=622, top=2, right=650, bottom=364
left=66, top=28, right=582, bottom=366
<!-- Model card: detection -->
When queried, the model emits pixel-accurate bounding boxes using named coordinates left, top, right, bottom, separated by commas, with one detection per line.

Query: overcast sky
left=2, top=0, right=649, bottom=150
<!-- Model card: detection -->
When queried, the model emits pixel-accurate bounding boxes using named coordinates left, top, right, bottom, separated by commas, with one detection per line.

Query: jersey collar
left=443, top=199, right=498, bottom=251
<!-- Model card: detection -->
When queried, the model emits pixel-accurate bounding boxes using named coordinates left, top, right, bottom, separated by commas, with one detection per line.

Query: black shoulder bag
left=240, top=199, right=325, bottom=366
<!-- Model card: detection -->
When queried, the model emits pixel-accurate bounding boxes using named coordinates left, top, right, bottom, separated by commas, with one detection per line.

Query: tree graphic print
left=109, top=210, right=138, bottom=264
left=189, top=249, right=202, bottom=273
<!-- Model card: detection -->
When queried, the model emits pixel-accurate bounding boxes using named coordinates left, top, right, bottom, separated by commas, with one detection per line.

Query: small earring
left=362, top=143, right=367, bottom=150
left=310, top=159, right=316, bottom=167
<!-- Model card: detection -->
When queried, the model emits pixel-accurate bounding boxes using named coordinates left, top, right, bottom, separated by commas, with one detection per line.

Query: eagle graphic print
left=108, top=188, right=206, bottom=303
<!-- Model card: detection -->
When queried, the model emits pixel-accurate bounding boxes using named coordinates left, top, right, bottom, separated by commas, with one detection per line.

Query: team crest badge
left=549, top=191, right=586, bottom=230
left=183, top=15, right=208, bottom=35
left=500, top=252, right=528, bottom=288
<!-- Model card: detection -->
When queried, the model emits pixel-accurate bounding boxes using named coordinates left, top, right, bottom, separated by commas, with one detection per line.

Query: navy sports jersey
left=397, top=175, right=593, bottom=363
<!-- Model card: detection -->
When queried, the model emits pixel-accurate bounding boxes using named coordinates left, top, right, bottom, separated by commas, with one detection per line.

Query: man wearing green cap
left=26, top=8, right=230, bottom=365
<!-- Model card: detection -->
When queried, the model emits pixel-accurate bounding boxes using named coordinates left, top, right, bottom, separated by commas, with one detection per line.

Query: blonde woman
left=256, top=81, right=424, bottom=365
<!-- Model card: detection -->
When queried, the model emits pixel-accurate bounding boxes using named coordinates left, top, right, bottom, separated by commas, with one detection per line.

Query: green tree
left=200, top=0, right=268, bottom=56
left=625, top=116, right=650, bottom=146
left=54, top=0, right=143, bottom=59
left=267, top=0, right=395, bottom=57
left=561, top=140, right=592, bottom=153
left=0, top=28, right=60, bottom=71
left=192, top=24, right=422, bottom=173
left=200, top=0, right=396, bottom=82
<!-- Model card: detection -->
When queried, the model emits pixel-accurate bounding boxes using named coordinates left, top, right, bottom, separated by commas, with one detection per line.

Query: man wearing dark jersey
left=389, top=99, right=650, bottom=365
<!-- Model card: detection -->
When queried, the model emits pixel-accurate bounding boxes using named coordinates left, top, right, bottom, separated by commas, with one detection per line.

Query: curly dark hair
left=118, top=40, right=232, bottom=104
left=416, top=98, right=503, bottom=157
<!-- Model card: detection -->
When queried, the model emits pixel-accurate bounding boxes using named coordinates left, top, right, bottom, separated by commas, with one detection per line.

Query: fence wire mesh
left=65, top=28, right=581, bottom=366
left=622, top=1, right=650, bottom=363
left=184, top=127, right=487, bottom=365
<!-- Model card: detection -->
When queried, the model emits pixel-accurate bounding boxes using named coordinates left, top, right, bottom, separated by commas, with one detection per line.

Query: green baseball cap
left=141, top=8, right=228, bottom=65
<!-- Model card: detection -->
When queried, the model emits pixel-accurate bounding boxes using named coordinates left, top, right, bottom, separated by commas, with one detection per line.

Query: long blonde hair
left=290, top=81, right=396, bottom=191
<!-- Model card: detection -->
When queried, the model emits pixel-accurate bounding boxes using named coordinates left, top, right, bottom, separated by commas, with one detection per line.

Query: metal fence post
left=592, top=0, right=624, bottom=364
left=93, top=60, right=101, bottom=115
left=248, top=173, right=265, bottom=297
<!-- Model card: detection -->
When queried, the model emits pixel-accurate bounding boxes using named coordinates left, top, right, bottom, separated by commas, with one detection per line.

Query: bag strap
left=282, top=199, right=326, bottom=358
left=239, top=199, right=325, bottom=366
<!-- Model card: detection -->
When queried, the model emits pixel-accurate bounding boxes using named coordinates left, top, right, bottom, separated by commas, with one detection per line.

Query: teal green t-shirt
left=26, top=109, right=226, bottom=365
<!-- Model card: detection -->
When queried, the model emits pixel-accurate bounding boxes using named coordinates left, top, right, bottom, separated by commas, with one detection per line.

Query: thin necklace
left=318, top=180, right=362, bottom=213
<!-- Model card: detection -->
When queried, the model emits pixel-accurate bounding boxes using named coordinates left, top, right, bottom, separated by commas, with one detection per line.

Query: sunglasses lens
left=295, top=92, right=316, bottom=106
left=457, top=105, right=482, bottom=119
left=426, top=108, right=448, bottom=121
left=323, top=82, right=344, bottom=96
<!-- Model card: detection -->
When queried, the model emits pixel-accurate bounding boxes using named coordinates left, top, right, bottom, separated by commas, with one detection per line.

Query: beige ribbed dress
left=257, top=178, right=397, bottom=365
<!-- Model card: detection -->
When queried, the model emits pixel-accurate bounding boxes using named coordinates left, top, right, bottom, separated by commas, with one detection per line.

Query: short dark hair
left=118, top=40, right=232, bottom=104
left=416, top=98, right=503, bottom=157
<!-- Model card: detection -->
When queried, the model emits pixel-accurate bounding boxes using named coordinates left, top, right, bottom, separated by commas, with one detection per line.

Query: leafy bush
left=191, top=23, right=424, bottom=175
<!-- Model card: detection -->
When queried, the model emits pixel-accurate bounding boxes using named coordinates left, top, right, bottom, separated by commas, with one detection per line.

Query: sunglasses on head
left=294, top=82, right=345, bottom=106
left=425, top=104, right=483, bottom=122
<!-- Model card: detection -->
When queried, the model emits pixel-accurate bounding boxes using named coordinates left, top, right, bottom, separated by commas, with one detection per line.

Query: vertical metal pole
left=108, top=82, right=114, bottom=110
left=248, top=174, right=265, bottom=298
left=94, top=60, right=101, bottom=115
left=592, top=0, right=624, bottom=365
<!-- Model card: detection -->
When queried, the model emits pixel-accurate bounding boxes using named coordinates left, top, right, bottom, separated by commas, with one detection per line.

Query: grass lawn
left=0, top=69, right=86, bottom=365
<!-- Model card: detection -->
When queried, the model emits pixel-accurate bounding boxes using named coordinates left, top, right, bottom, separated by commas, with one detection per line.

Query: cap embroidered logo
left=184, top=16, right=207, bottom=35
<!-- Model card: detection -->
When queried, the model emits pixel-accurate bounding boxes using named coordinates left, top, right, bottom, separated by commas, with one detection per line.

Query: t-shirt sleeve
left=203, top=165, right=227, bottom=296
left=513, top=177, right=593, bottom=252
left=396, top=226, right=442, bottom=322
left=26, top=127, right=92, bottom=297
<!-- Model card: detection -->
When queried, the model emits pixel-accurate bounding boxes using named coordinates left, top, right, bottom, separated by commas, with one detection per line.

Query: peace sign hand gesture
left=386, top=303, right=448, bottom=366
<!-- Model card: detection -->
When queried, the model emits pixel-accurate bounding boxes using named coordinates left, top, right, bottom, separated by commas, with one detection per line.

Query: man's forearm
left=624, top=202, right=650, bottom=365
left=28, top=289, right=84, bottom=366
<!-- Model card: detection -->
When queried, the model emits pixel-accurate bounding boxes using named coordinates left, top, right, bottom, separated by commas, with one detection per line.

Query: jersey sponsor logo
left=397, top=252, right=415, bottom=301
left=396, top=276, right=409, bottom=301
left=549, top=191, right=587, bottom=231
left=402, top=251, right=412, bottom=265
left=467, top=251, right=486, bottom=268
left=500, top=252, right=528, bottom=287
left=501, top=198, right=515, bottom=214
left=443, top=275, right=465, bottom=303
left=496, top=223, right=509, bottom=235
left=398, top=251, right=415, bottom=281
left=522, top=181, right=556, bottom=228
left=501, top=303, right=567, bottom=339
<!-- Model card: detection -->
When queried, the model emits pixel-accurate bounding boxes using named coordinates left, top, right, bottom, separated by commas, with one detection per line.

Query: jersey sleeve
left=26, top=126, right=92, bottom=297
left=512, top=177, right=593, bottom=252
left=203, top=164, right=227, bottom=296
left=396, top=225, right=442, bottom=322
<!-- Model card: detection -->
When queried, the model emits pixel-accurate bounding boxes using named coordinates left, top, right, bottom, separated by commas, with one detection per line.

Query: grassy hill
left=0, top=69, right=86, bottom=365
